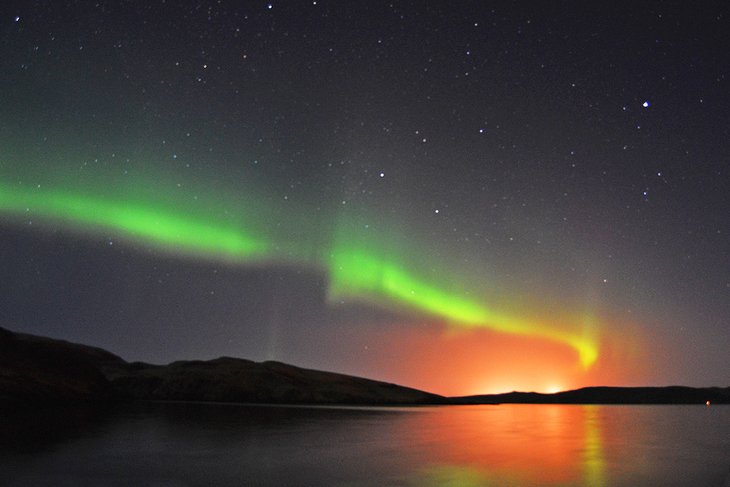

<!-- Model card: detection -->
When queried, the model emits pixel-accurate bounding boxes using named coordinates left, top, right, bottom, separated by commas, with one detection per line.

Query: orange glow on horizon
left=352, top=318, right=646, bottom=396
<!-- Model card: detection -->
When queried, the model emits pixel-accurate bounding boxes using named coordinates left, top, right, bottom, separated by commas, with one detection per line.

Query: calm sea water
left=1, top=401, right=728, bottom=486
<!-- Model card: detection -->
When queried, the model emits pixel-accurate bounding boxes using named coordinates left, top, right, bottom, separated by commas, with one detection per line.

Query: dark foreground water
left=1, top=401, right=728, bottom=486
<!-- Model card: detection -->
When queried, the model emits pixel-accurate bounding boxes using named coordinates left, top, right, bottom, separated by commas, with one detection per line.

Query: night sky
left=1, top=1, right=728, bottom=395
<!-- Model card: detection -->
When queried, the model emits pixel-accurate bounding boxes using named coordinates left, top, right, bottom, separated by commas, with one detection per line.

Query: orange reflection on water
left=400, top=404, right=605, bottom=486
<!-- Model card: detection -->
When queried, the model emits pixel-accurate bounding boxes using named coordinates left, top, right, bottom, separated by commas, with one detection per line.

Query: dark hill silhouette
left=0, top=326, right=122, bottom=406
left=1, top=327, right=727, bottom=407
left=109, top=357, right=445, bottom=404
left=0, top=327, right=443, bottom=407
left=452, top=385, right=730, bottom=405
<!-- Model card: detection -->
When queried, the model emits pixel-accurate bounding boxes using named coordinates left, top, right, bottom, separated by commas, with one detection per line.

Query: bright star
left=642, top=101, right=650, bottom=108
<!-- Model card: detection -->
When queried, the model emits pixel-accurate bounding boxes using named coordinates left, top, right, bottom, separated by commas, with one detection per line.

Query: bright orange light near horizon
left=473, top=381, right=566, bottom=396
left=364, top=326, right=585, bottom=396
left=356, top=320, right=643, bottom=397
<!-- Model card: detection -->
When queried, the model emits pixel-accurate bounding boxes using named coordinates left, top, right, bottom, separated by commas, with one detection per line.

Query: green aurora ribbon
left=0, top=179, right=598, bottom=367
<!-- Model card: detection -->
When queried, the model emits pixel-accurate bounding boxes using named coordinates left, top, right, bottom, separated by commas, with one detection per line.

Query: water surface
left=1, top=402, right=728, bottom=486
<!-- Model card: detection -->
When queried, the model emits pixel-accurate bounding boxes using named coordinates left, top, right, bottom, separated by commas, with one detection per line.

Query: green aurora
left=0, top=177, right=599, bottom=367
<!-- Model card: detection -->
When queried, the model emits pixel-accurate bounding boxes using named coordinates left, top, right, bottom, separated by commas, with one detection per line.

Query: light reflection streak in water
left=406, top=405, right=606, bottom=486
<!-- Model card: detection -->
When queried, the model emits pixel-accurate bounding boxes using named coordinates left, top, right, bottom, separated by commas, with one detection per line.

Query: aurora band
left=0, top=181, right=598, bottom=367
